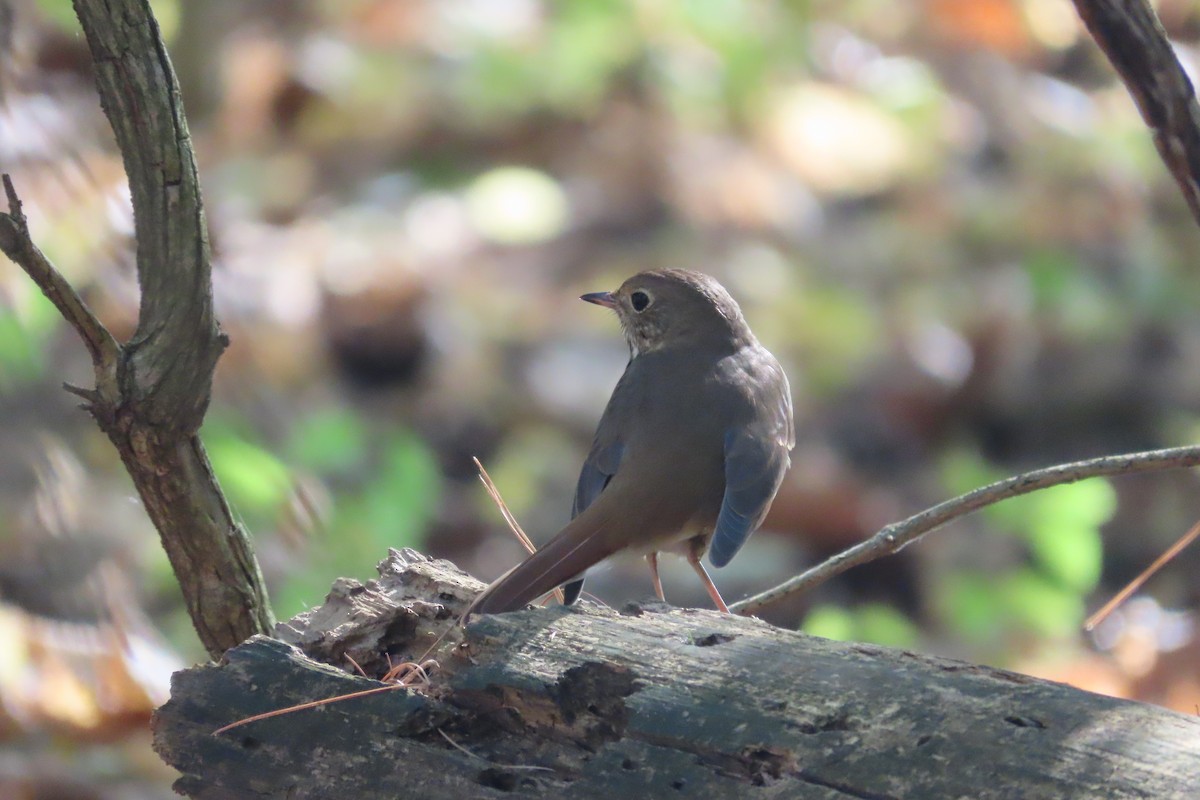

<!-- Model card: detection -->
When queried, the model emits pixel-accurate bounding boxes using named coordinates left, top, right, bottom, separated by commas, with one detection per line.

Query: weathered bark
left=1073, top=0, right=1200, bottom=227
left=69, top=0, right=274, bottom=656
left=153, top=550, right=1200, bottom=799
left=0, top=1, right=273, bottom=658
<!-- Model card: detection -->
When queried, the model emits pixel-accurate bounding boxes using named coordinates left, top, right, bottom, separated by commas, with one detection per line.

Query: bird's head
left=581, top=269, right=752, bottom=357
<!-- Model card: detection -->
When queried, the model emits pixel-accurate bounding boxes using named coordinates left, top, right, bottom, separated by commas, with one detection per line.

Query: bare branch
left=732, top=445, right=1200, bottom=615
left=0, top=175, right=120, bottom=389
left=73, top=0, right=225, bottom=434
left=0, top=1, right=280, bottom=657
left=1072, top=0, right=1200, bottom=227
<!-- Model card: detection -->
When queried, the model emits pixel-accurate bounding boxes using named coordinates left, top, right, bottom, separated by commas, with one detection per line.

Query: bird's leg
left=687, top=552, right=730, bottom=613
left=646, top=552, right=666, bottom=601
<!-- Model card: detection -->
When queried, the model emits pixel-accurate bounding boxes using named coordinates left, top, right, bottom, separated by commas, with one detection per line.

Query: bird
left=466, top=269, right=794, bottom=618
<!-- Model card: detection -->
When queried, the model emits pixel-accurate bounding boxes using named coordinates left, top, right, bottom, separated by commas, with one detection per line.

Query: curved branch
left=0, top=175, right=120, bottom=393
left=1073, top=0, right=1200, bottom=227
left=59, top=0, right=274, bottom=657
left=74, top=0, right=224, bottom=432
left=732, top=445, right=1200, bottom=615
left=0, top=1, right=276, bottom=657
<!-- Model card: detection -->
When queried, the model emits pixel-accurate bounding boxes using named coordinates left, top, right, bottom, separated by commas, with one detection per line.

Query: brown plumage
left=466, top=269, right=793, bottom=618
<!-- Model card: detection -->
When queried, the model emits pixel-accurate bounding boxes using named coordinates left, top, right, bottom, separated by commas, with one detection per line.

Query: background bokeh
left=3, top=0, right=1200, bottom=795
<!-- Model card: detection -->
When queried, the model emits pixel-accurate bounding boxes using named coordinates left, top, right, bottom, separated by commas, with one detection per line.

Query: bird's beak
left=580, top=291, right=617, bottom=309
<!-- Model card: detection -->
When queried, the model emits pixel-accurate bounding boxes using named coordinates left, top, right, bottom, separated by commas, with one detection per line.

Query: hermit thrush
left=468, top=269, right=793, bottom=616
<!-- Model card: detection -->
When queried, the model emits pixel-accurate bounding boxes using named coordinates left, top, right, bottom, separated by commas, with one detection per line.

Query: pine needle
left=472, top=456, right=564, bottom=604
left=1085, top=519, right=1200, bottom=631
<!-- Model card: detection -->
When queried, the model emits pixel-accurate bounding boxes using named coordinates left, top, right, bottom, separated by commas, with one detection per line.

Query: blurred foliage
left=3, top=10, right=1200, bottom=794
left=288, top=407, right=369, bottom=473
left=936, top=451, right=1116, bottom=653
left=0, top=289, right=55, bottom=387
left=206, top=423, right=294, bottom=514
left=803, top=602, right=921, bottom=649
left=35, top=0, right=182, bottom=38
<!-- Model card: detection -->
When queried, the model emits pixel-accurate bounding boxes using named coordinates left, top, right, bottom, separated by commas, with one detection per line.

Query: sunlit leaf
left=206, top=436, right=292, bottom=513
left=1025, top=479, right=1112, bottom=592
left=0, top=310, right=44, bottom=386
left=32, top=0, right=79, bottom=30
left=543, top=1, right=638, bottom=110
left=1030, top=478, right=1117, bottom=529
left=854, top=604, right=920, bottom=648
left=149, top=0, right=182, bottom=42
left=1027, top=518, right=1103, bottom=593
left=288, top=409, right=368, bottom=474
left=939, top=449, right=1004, bottom=506
left=359, top=431, right=441, bottom=550
left=802, top=603, right=918, bottom=647
left=802, top=604, right=855, bottom=642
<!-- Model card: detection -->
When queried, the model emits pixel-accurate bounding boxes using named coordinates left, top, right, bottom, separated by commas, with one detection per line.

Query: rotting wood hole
left=742, top=745, right=796, bottom=785
left=551, top=662, right=638, bottom=735
left=1004, top=715, right=1045, bottom=729
left=691, top=632, right=738, bottom=647
left=788, top=710, right=856, bottom=734
left=477, top=767, right=519, bottom=792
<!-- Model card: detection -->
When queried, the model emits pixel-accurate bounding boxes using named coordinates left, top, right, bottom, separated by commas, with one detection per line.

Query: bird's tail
left=464, top=509, right=619, bottom=620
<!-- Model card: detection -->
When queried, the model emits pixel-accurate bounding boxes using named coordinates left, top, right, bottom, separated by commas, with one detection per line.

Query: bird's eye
left=630, top=291, right=651, bottom=312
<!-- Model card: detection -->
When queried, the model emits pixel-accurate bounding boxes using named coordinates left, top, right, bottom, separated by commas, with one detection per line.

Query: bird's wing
left=572, top=438, right=623, bottom=518
left=562, top=418, right=625, bottom=604
left=708, top=359, right=794, bottom=568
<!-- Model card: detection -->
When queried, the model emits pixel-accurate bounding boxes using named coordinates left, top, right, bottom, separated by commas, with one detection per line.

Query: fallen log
left=153, top=549, right=1200, bottom=799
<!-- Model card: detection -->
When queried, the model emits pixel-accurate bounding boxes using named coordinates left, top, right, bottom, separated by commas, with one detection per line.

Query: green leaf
left=802, top=603, right=919, bottom=648
left=939, top=449, right=1002, bottom=502
left=999, top=569, right=1084, bottom=639
left=801, top=604, right=855, bottom=642
left=32, top=0, right=79, bottom=31
left=854, top=604, right=920, bottom=648
left=288, top=409, right=368, bottom=474
left=1027, top=519, right=1103, bottom=593
left=1030, top=478, right=1117, bottom=529
left=0, top=310, right=43, bottom=387
left=1025, top=479, right=1113, bottom=592
left=274, top=570, right=339, bottom=621
left=935, top=571, right=1005, bottom=643
left=206, top=435, right=292, bottom=513
left=359, top=430, right=441, bottom=550
left=465, top=167, right=569, bottom=245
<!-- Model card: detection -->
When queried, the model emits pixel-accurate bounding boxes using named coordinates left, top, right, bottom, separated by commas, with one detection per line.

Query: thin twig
left=0, top=174, right=121, bottom=372
left=212, top=683, right=404, bottom=735
left=1085, top=518, right=1200, bottom=630
left=472, top=456, right=537, bottom=555
left=436, top=729, right=555, bottom=772
left=213, top=650, right=447, bottom=734
left=345, top=653, right=369, bottom=678
left=473, top=456, right=564, bottom=605
left=732, top=445, right=1200, bottom=615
